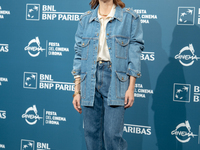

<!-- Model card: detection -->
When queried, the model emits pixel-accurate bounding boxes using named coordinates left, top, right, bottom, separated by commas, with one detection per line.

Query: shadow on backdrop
left=152, top=22, right=200, bottom=150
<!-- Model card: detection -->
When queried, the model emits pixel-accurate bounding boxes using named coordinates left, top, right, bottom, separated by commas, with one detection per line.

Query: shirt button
left=73, top=71, right=76, bottom=73
left=110, top=20, right=112, bottom=23
left=97, top=33, right=99, bottom=36
left=82, top=43, right=85, bottom=46
left=122, top=41, right=124, bottom=44
left=107, top=33, right=109, bottom=36
left=109, top=47, right=111, bottom=50
left=122, top=77, right=124, bottom=80
left=137, top=73, right=140, bottom=76
left=127, top=8, right=130, bottom=11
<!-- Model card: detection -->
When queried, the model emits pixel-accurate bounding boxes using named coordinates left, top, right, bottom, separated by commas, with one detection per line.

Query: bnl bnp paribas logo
left=23, top=72, right=74, bottom=91
left=26, top=4, right=83, bottom=21
left=177, top=7, right=195, bottom=25
left=171, top=121, right=200, bottom=144
left=21, top=139, right=51, bottom=150
left=173, top=83, right=200, bottom=103
left=175, top=44, right=200, bottom=66
left=24, top=36, right=69, bottom=57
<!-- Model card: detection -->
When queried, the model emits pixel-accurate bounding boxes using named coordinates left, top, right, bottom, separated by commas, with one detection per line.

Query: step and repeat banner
left=1, top=0, right=200, bottom=150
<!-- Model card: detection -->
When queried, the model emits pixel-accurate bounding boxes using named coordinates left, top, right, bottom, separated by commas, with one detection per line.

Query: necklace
left=98, top=8, right=108, bottom=16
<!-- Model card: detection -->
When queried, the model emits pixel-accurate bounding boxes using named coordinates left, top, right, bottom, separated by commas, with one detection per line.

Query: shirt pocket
left=81, top=38, right=90, bottom=60
left=115, top=71, right=130, bottom=99
left=80, top=72, right=87, bottom=99
left=115, top=37, right=130, bottom=59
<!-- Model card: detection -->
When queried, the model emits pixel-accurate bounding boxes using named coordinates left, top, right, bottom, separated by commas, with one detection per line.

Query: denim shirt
left=71, top=5, right=144, bottom=106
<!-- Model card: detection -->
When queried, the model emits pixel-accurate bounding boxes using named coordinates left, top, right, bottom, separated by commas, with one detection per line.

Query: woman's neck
left=99, top=0, right=113, bottom=17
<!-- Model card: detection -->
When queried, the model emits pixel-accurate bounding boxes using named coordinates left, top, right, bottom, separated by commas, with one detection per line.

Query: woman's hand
left=124, top=75, right=136, bottom=108
left=72, top=94, right=82, bottom=114
left=124, top=89, right=134, bottom=108
left=72, top=77, right=82, bottom=114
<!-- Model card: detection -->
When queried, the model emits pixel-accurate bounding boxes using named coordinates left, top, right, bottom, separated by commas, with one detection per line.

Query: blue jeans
left=83, top=61, right=127, bottom=150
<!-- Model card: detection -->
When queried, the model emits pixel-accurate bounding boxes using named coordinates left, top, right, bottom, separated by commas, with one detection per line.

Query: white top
left=74, top=4, right=116, bottom=79
left=97, top=4, right=116, bottom=61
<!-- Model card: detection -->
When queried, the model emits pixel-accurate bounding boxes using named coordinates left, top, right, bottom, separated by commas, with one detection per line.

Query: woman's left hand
left=124, top=89, right=135, bottom=108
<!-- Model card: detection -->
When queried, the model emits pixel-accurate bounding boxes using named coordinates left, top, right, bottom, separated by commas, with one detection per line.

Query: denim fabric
left=83, top=61, right=127, bottom=150
left=71, top=5, right=144, bottom=106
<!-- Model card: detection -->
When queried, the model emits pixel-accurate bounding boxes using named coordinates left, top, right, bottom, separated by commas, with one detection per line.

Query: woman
left=71, top=0, right=144, bottom=149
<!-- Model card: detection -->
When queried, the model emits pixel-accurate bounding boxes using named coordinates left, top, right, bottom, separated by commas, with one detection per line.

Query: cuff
left=74, top=75, right=81, bottom=79
left=71, top=69, right=81, bottom=76
left=126, top=68, right=141, bottom=78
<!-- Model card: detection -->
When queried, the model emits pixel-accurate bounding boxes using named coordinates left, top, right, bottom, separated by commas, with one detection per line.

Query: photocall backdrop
left=0, top=0, right=200, bottom=150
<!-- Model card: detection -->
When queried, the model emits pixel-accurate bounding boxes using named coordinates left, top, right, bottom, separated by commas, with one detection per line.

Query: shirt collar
left=98, top=4, right=116, bottom=20
left=89, top=4, right=123, bottom=23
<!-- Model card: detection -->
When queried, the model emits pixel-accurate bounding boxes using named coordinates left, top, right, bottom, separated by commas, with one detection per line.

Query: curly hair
left=89, top=0, right=125, bottom=9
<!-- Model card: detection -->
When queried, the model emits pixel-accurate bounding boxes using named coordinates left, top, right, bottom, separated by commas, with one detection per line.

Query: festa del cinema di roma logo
left=175, top=44, right=200, bottom=66
left=171, top=120, right=198, bottom=143
left=22, top=105, right=43, bottom=125
left=24, top=36, right=69, bottom=57
left=24, top=37, right=45, bottom=57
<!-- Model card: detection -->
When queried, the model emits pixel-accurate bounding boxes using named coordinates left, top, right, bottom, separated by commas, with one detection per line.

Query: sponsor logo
left=26, top=4, right=40, bottom=21
left=173, top=83, right=200, bottom=103
left=22, top=105, right=66, bottom=126
left=23, top=72, right=37, bottom=89
left=141, top=52, right=155, bottom=61
left=24, top=37, right=45, bottom=57
left=134, top=84, right=153, bottom=98
left=134, top=9, right=157, bottom=24
left=21, top=139, right=51, bottom=150
left=173, top=83, right=191, bottom=102
left=21, top=139, right=34, bottom=150
left=26, top=4, right=83, bottom=21
left=23, top=72, right=74, bottom=91
left=0, top=77, right=8, bottom=86
left=0, top=110, right=6, bottom=119
left=175, top=44, right=200, bottom=66
left=124, top=124, right=151, bottom=135
left=0, top=144, right=5, bottom=149
left=22, top=105, right=43, bottom=125
left=24, top=37, right=69, bottom=57
left=177, top=7, right=195, bottom=25
left=171, top=120, right=197, bottom=143
left=0, top=44, right=9, bottom=52
left=0, top=6, right=10, bottom=19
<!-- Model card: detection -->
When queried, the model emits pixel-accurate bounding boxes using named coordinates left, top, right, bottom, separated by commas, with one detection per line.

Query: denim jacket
left=71, top=5, right=144, bottom=106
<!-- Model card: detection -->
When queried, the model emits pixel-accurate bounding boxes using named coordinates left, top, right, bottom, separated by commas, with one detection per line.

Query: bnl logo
left=23, top=72, right=37, bottom=89
left=26, top=4, right=40, bottom=21
left=173, top=83, right=191, bottom=102
left=177, top=7, right=195, bottom=25
left=21, top=139, right=34, bottom=150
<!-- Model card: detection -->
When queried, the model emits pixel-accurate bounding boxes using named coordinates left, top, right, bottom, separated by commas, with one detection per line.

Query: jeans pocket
left=115, top=71, right=129, bottom=99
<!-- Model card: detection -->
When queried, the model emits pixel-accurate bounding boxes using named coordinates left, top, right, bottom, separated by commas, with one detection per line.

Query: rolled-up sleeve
left=126, top=15, right=144, bottom=78
left=71, top=20, right=84, bottom=76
